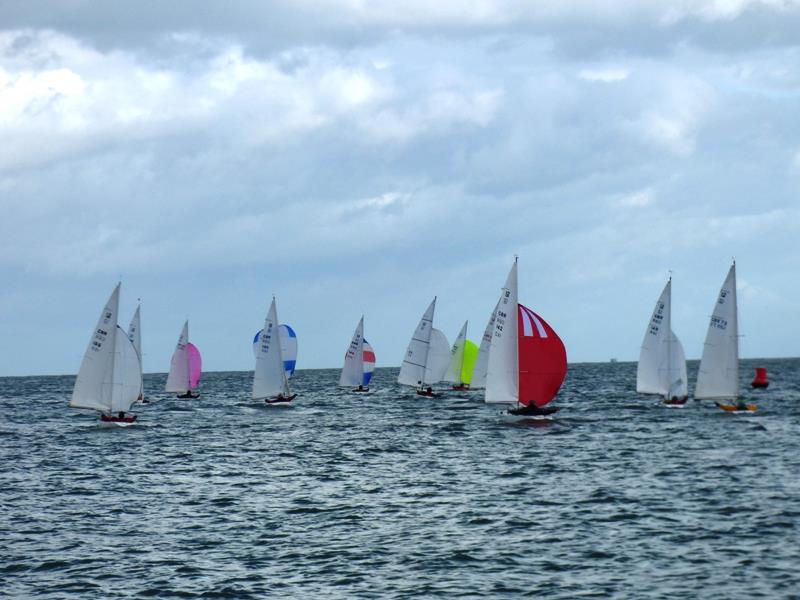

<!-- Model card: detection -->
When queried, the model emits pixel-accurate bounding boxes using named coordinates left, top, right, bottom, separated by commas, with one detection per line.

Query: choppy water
left=1, top=358, right=799, bottom=599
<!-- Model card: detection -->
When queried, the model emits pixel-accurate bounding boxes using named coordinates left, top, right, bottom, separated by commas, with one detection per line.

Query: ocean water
left=1, top=358, right=799, bottom=599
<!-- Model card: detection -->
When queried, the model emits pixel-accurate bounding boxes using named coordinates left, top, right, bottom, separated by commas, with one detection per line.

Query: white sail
left=485, top=259, right=519, bottom=404
left=667, top=331, right=688, bottom=398
left=165, top=320, right=190, bottom=393
left=444, top=321, right=468, bottom=384
left=127, top=305, right=143, bottom=398
left=253, top=297, right=290, bottom=399
left=471, top=300, right=499, bottom=390
left=110, top=325, right=143, bottom=413
left=339, top=317, right=365, bottom=387
left=397, top=298, right=436, bottom=387
left=70, top=284, right=122, bottom=413
left=425, top=328, right=451, bottom=384
left=695, top=263, right=739, bottom=400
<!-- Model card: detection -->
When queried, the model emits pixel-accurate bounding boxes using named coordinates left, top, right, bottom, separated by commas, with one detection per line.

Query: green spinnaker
left=461, top=340, right=479, bottom=385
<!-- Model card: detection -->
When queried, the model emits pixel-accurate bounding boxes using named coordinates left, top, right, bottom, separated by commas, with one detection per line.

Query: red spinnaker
left=517, top=304, right=567, bottom=407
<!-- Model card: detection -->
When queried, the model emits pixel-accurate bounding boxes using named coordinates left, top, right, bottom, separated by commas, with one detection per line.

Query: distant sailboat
left=695, top=262, right=755, bottom=413
left=444, top=321, right=479, bottom=391
left=470, top=300, right=499, bottom=390
left=253, top=297, right=296, bottom=404
left=636, top=277, right=688, bottom=407
left=127, top=304, right=145, bottom=403
left=397, top=297, right=451, bottom=397
left=339, top=316, right=377, bottom=392
left=165, top=320, right=202, bottom=398
left=69, top=283, right=141, bottom=425
left=252, top=324, right=298, bottom=379
left=485, top=258, right=568, bottom=416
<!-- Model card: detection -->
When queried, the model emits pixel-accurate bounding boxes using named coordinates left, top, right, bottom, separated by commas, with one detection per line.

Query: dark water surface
left=2, top=359, right=799, bottom=598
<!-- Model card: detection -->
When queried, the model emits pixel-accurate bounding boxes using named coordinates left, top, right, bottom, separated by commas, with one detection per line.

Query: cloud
left=578, top=67, right=630, bottom=82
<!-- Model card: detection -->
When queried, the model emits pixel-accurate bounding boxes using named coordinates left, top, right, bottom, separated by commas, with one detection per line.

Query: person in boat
left=118, top=411, right=125, bottom=419
left=426, top=387, right=432, bottom=395
left=357, top=385, right=365, bottom=392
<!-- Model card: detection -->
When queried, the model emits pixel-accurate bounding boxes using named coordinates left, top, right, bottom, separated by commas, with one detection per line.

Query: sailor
left=118, top=411, right=125, bottom=419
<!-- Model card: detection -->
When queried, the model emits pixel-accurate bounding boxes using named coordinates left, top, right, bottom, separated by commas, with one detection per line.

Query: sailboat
left=252, top=323, right=298, bottom=380
left=444, top=321, right=479, bottom=391
left=485, top=258, right=568, bottom=417
left=695, top=261, right=755, bottom=413
left=339, top=316, right=377, bottom=392
left=470, top=300, right=499, bottom=390
left=165, top=320, right=202, bottom=398
left=397, top=297, right=451, bottom=397
left=253, top=297, right=297, bottom=404
left=636, top=277, right=688, bottom=407
left=127, top=304, right=146, bottom=404
left=69, top=283, right=141, bottom=425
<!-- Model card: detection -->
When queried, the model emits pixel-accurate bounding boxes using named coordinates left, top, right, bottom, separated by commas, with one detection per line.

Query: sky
left=1, top=0, right=799, bottom=376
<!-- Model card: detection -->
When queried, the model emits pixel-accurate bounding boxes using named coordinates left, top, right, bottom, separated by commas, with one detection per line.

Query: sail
left=127, top=305, right=143, bottom=397
left=186, top=343, right=202, bottom=389
left=444, top=321, right=468, bottom=384
left=518, top=304, right=567, bottom=407
left=667, top=331, right=688, bottom=398
left=70, top=284, right=121, bottom=413
left=253, top=297, right=290, bottom=399
left=636, top=280, right=672, bottom=396
left=110, top=325, right=143, bottom=413
left=485, top=260, right=519, bottom=404
left=339, top=317, right=364, bottom=387
left=695, top=263, right=739, bottom=399
left=362, top=340, right=376, bottom=386
left=461, top=340, right=479, bottom=385
left=252, top=324, right=297, bottom=378
left=471, top=300, right=499, bottom=390
left=398, top=298, right=436, bottom=387
left=165, top=321, right=190, bottom=392
left=425, top=328, right=451, bottom=384
left=280, top=325, right=298, bottom=377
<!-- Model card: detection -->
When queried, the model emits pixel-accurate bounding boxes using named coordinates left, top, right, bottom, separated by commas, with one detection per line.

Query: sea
left=1, top=358, right=799, bottom=599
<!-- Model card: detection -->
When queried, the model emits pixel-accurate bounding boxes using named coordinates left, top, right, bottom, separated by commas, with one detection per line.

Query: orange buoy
left=751, top=367, right=769, bottom=389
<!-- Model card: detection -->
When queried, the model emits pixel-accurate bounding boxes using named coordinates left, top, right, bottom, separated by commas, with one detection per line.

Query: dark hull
left=508, top=405, right=560, bottom=417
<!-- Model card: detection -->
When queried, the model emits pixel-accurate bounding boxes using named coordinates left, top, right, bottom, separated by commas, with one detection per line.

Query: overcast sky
left=1, top=0, right=799, bottom=376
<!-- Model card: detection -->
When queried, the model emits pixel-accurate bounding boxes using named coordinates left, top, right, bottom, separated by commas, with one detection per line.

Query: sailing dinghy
left=339, top=317, right=377, bottom=392
left=695, top=262, right=755, bottom=413
left=166, top=320, right=202, bottom=398
left=253, top=297, right=297, bottom=404
left=485, top=258, right=568, bottom=417
left=397, top=297, right=451, bottom=397
left=127, top=304, right=146, bottom=403
left=444, top=321, right=479, bottom=391
left=636, top=277, right=688, bottom=407
left=69, top=283, right=141, bottom=425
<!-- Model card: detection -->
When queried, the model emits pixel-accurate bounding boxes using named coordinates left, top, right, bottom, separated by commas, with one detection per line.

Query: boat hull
left=716, top=402, right=757, bottom=413
left=100, top=414, right=138, bottom=426
left=508, top=405, right=560, bottom=417
left=265, top=394, right=297, bottom=405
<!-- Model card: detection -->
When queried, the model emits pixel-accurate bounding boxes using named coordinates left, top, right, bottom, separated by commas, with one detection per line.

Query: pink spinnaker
left=187, top=343, right=202, bottom=389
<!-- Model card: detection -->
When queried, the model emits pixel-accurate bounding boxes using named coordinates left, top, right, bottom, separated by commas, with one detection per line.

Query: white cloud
left=616, top=188, right=656, bottom=208
left=578, top=68, right=630, bottom=83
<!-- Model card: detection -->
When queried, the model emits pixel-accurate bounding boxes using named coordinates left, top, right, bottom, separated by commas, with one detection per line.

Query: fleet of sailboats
left=67, top=259, right=773, bottom=425
left=636, top=277, right=688, bottom=407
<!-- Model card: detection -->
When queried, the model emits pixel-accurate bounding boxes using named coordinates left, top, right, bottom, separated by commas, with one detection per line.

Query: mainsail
left=695, top=263, right=739, bottom=400
left=485, top=260, right=519, bottom=404
left=471, top=300, right=499, bottom=390
left=127, top=304, right=143, bottom=398
left=339, top=317, right=365, bottom=387
left=165, top=321, right=190, bottom=393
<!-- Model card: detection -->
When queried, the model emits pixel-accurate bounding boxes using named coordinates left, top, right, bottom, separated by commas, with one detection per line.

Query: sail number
left=710, top=316, right=728, bottom=331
